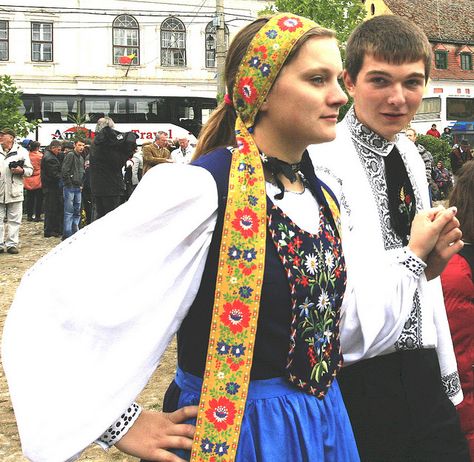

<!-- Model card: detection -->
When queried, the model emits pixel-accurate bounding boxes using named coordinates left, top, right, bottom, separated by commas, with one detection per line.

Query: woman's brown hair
left=449, top=161, right=474, bottom=242
left=193, top=17, right=335, bottom=160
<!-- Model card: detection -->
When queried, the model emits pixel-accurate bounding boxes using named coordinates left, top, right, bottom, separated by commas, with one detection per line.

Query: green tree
left=67, top=110, right=90, bottom=143
left=259, top=1, right=365, bottom=120
left=416, top=134, right=452, bottom=170
left=0, top=75, right=39, bottom=137
left=264, top=0, right=366, bottom=43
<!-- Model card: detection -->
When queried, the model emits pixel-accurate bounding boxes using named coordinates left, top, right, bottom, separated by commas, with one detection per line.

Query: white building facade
left=0, top=0, right=272, bottom=96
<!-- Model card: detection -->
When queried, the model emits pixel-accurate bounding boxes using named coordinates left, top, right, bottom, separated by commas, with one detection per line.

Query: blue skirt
left=170, top=368, right=360, bottom=462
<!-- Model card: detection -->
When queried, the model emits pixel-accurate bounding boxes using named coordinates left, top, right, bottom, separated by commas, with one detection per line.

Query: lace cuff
left=95, top=402, right=142, bottom=449
left=396, top=247, right=426, bottom=277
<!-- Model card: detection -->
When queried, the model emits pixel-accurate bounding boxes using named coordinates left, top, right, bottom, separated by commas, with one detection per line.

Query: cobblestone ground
left=0, top=220, right=177, bottom=462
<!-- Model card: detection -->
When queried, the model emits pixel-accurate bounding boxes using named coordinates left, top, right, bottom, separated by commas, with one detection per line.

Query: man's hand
left=115, top=406, right=198, bottom=462
left=408, top=206, right=459, bottom=261
left=10, top=166, right=24, bottom=175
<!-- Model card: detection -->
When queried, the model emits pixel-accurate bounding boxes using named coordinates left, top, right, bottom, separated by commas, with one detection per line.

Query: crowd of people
left=0, top=121, right=195, bottom=253
left=404, top=125, right=473, bottom=200
left=1, top=12, right=473, bottom=462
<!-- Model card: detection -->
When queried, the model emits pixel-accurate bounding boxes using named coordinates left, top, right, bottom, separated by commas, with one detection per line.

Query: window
left=161, top=17, right=186, bottom=67
left=31, top=22, right=53, bottom=62
left=434, top=51, right=448, bottom=69
left=113, top=15, right=139, bottom=65
left=205, top=20, right=229, bottom=68
left=0, top=20, right=8, bottom=61
left=413, top=97, right=441, bottom=121
left=460, top=53, right=472, bottom=71
left=447, top=97, right=474, bottom=121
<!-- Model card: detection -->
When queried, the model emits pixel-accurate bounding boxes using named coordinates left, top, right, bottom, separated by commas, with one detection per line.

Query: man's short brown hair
left=345, top=15, right=432, bottom=83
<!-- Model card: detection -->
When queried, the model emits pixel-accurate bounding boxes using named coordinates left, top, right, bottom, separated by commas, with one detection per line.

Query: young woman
left=23, top=140, right=43, bottom=221
left=441, top=161, right=474, bottom=459
left=3, top=14, right=358, bottom=462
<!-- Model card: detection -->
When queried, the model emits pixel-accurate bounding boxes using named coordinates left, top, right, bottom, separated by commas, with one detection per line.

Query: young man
left=41, top=139, right=63, bottom=237
left=310, top=15, right=470, bottom=461
left=61, top=139, right=85, bottom=239
left=426, top=123, right=441, bottom=138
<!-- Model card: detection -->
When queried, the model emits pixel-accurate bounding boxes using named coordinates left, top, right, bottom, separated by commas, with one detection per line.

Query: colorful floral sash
left=191, top=13, right=319, bottom=462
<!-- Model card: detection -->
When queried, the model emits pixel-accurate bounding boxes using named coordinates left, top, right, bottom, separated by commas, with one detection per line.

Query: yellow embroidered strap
left=191, top=13, right=318, bottom=462
left=321, top=186, right=342, bottom=238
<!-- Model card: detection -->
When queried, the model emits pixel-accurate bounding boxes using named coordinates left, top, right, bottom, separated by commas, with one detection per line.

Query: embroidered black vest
left=177, top=148, right=345, bottom=396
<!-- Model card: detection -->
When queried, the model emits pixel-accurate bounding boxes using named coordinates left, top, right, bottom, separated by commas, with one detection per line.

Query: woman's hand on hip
left=115, top=406, right=198, bottom=461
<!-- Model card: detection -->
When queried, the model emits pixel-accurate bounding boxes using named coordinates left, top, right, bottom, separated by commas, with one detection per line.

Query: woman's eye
left=311, top=76, right=325, bottom=85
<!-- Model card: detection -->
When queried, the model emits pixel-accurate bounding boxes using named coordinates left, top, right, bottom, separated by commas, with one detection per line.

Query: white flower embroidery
left=317, top=289, right=331, bottom=312
left=325, top=250, right=334, bottom=270
left=305, top=253, right=318, bottom=275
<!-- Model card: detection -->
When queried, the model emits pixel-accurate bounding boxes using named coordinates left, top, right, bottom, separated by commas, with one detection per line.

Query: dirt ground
left=0, top=219, right=177, bottom=462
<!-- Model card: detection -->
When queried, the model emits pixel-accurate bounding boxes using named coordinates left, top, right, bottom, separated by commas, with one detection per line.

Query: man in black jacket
left=41, top=140, right=63, bottom=238
left=89, top=117, right=137, bottom=220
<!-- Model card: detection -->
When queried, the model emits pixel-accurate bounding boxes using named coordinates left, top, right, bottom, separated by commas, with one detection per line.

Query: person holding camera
left=0, top=127, right=33, bottom=254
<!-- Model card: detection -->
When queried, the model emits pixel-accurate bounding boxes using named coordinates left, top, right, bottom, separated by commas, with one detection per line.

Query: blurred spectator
left=426, top=123, right=440, bottom=138
left=89, top=117, right=138, bottom=220
left=81, top=143, right=93, bottom=225
left=41, top=140, right=63, bottom=238
left=61, top=140, right=85, bottom=239
left=450, top=140, right=473, bottom=179
left=23, top=141, right=43, bottom=222
left=0, top=127, right=33, bottom=254
left=433, top=160, right=452, bottom=199
left=142, top=131, right=171, bottom=174
left=131, top=147, right=143, bottom=191
left=440, top=161, right=474, bottom=459
left=405, top=128, right=439, bottom=199
left=171, top=136, right=194, bottom=164
left=441, top=127, right=454, bottom=146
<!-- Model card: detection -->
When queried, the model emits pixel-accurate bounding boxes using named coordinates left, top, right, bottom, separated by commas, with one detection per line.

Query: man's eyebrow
left=365, top=70, right=425, bottom=79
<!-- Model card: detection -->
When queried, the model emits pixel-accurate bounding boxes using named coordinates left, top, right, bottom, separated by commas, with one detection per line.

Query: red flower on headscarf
left=232, top=206, right=259, bottom=238
left=277, top=16, right=303, bottom=32
left=405, top=194, right=411, bottom=205
left=205, top=396, right=236, bottom=432
left=253, top=45, right=268, bottom=59
left=220, top=300, right=250, bottom=334
left=236, top=136, right=250, bottom=154
left=237, top=77, right=258, bottom=105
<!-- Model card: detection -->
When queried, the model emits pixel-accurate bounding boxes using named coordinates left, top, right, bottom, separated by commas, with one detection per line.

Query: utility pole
left=216, top=0, right=226, bottom=96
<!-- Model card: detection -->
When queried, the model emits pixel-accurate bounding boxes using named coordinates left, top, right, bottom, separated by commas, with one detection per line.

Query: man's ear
left=343, top=69, right=356, bottom=98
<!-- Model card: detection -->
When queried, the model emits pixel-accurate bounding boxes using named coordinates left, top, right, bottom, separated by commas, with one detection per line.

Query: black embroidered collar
left=345, top=106, right=398, bottom=156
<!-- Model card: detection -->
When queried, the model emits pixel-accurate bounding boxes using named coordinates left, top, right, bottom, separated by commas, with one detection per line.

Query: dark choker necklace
left=260, top=153, right=303, bottom=199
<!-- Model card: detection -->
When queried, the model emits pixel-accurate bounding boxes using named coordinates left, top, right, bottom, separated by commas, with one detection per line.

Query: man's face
left=1, top=134, right=14, bottom=150
left=50, top=145, right=62, bottom=156
left=178, top=138, right=189, bottom=149
left=343, top=54, right=426, bottom=141
left=74, top=141, right=85, bottom=154
left=156, top=135, right=168, bottom=148
left=405, top=129, right=417, bottom=143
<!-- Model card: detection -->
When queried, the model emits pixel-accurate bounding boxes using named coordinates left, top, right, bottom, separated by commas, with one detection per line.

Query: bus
left=18, top=87, right=217, bottom=146
left=411, top=86, right=474, bottom=145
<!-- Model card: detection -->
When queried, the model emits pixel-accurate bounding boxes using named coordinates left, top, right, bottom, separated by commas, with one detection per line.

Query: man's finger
left=431, top=207, right=457, bottom=231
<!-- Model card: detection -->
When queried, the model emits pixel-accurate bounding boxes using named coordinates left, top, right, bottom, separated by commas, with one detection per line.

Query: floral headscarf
left=191, top=13, right=320, bottom=462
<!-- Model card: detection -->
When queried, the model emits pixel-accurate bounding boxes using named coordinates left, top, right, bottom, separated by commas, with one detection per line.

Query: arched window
left=161, top=17, right=186, bottom=67
left=205, top=20, right=229, bottom=68
left=113, top=14, right=139, bottom=65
